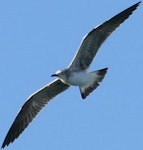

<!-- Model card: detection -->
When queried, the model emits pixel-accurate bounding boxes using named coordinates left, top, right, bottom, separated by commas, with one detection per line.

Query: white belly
left=65, top=71, right=92, bottom=86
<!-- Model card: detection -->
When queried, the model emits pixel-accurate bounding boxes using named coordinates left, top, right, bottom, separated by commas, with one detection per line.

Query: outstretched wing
left=2, top=79, right=70, bottom=148
left=69, top=2, right=141, bottom=70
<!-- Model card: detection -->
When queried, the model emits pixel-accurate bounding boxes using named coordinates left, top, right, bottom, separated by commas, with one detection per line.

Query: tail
left=79, top=68, right=108, bottom=99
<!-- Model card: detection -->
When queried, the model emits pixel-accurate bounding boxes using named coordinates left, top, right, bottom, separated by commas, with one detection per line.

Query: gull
left=2, top=1, right=141, bottom=148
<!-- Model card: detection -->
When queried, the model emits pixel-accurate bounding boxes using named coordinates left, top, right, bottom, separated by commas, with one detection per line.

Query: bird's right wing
left=68, top=2, right=141, bottom=70
left=2, top=79, right=70, bottom=148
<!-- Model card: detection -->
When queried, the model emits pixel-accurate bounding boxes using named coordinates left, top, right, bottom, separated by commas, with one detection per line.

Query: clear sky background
left=0, top=0, right=143, bottom=150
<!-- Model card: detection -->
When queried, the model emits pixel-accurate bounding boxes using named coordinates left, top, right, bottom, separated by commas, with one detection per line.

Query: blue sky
left=0, top=0, right=143, bottom=150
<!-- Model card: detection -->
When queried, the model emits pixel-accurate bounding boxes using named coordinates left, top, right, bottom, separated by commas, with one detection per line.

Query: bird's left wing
left=68, top=2, right=141, bottom=70
left=2, top=79, right=70, bottom=148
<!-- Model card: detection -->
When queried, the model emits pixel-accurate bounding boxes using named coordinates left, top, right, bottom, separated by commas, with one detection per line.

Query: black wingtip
left=1, top=140, right=6, bottom=149
left=133, top=1, right=141, bottom=8
left=1, top=143, right=6, bottom=149
left=137, top=1, right=141, bottom=3
left=1, top=137, right=11, bottom=149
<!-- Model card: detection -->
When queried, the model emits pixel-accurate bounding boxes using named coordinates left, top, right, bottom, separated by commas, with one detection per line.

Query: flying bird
left=2, top=1, right=141, bottom=148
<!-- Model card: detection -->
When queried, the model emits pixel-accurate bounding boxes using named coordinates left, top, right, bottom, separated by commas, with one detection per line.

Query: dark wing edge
left=79, top=67, right=108, bottom=99
left=1, top=79, right=70, bottom=148
left=68, top=1, right=141, bottom=70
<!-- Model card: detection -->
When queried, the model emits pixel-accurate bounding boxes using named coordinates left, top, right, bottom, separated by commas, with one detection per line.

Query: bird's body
left=52, top=68, right=108, bottom=98
left=52, top=68, right=104, bottom=86
left=2, top=1, right=141, bottom=148
left=54, top=69, right=91, bottom=86
left=66, top=70, right=97, bottom=86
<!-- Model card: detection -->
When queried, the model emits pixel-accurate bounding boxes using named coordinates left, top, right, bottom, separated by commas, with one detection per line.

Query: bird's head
left=51, top=69, right=70, bottom=80
left=51, top=69, right=63, bottom=77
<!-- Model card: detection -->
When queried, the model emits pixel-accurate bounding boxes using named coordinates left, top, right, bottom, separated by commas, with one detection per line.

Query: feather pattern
left=69, top=2, right=141, bottom=70
left=2, top=79, right=69, bottom=148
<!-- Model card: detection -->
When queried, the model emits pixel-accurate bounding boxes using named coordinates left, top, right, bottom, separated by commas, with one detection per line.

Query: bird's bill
left=51, top=74, right=58, bottom=77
